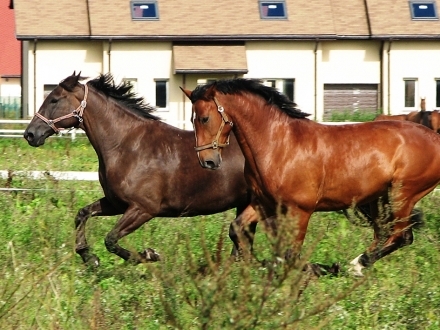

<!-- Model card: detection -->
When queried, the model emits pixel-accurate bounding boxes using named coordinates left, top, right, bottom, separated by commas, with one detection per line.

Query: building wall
left=23, top=39, right=440, bottom=125
left=27, top=40, right=103, bottom=115
left=388, top=41, right=440, bottom=113
left=245, top=41, right=316, bottom=117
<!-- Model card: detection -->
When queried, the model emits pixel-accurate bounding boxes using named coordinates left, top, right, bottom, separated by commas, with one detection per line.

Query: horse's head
left=24, top=71, right=87, bottom=147
left=181, top=85, right=233, bottom=170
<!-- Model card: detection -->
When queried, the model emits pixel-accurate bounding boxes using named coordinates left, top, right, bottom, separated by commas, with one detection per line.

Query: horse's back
left=373, top=114, right=408, bottom=121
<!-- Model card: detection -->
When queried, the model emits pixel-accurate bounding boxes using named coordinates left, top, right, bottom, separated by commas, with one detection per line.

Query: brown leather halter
left=34, top=84, right=89, bottom=134
left=194, top=96, right=233, bottom=152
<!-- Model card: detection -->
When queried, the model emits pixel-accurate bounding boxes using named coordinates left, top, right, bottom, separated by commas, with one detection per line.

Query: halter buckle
left=81, top=100, right=87, bottom=108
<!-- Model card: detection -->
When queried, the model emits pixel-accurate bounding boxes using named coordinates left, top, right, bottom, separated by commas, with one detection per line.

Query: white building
left=12, top=0, right=440, bottom=127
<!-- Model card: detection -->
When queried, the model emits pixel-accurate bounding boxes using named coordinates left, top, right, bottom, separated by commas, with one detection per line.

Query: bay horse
left=374, top=111, right=440, bottom=133
left=374, top=97, right=440, bottom=133
left=182, top=78, right=440, bottom=276
left=23, top=72, right=252, bottom=267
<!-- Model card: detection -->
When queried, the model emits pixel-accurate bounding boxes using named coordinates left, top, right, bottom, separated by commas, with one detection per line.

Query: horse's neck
left=82, top=90, right=144, bottom=155
left=227, top=99, right=291, bottom=174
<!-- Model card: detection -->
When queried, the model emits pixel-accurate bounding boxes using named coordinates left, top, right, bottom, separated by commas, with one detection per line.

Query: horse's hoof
left=140, top=248, right=161, bottom=262
left=306, top=262, right=340, bottom=277
left=348, top=254, right=365, bottom=277
left=85, top=255, right=100, bottom=268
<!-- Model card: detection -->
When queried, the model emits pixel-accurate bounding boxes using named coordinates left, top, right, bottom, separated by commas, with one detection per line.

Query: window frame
left=155, top=79, right=168, bottom=111
left=261, top=78, right=295, bottom=102
left=130, top=1, right=159, bottom=20
left=409, top=0, right=438, bottom=20
left=404, top=78, right=418, bottom=109
left=259, top=1, right=288, bottom=20
left=122, top=78, right=138, bottom=93
left=435, top=78, right=440, bottom=108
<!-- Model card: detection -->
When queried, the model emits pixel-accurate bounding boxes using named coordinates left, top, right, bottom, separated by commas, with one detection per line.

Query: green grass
left=325, top=110, right=379, bottom=122
left=0, top=139, right=440, bottom=329
left=0, top=137, right=97, bottom=171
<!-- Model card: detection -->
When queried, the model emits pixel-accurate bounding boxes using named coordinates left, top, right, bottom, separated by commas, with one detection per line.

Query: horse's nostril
left=204, top=160, right=218, bottom=169
left=25, top=132, right=34, bottom=141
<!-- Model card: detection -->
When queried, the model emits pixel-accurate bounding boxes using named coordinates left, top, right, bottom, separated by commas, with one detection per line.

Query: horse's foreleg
left=229, top=204, right=260, bottom=259
left=75, top=197, right=121, bottom=267
left=104, top=207, right=159, bottom=264
left=283, top=209, right=312, bottom=263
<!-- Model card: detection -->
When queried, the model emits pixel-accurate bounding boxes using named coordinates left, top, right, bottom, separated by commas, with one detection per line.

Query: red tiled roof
left=0, top=0, right=21, bottom=76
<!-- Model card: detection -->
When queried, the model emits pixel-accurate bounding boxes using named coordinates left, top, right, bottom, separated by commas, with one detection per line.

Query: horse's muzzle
left=23, top=129, right=47, bottom=147
left=199, top=152, right=222, bottom=170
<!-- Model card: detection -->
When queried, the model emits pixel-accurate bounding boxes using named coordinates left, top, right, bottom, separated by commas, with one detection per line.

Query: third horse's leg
left=229, top=204, right=259, bottom=259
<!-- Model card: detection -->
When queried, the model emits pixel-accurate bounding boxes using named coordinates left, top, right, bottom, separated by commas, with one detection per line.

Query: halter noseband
left=194, top=97, right=233, bottom=152
left=34, top=84, right=89, bottom=134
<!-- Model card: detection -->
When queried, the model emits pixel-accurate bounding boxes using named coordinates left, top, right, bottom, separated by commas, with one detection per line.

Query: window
left=436, top=79, right=440, bottom=108
left=155, top=80, right=168, bottom=109
left=131, top=1, right=159, bottom=20
left=262, top=79, right=295, bottom=101
left=122, top=78, right=138, bottom=92
left=197, top=79, right=217, bottom=86
left=259, top=1, right=287, bottom=19
left=43, top=84, right=57, bottom=99
left=404, top=79, right=417, bottom=108
left=409, top=1, right=438, bottom=20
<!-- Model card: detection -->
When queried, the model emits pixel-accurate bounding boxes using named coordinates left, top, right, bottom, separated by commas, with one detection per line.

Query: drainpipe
left=314, top=40, right=319, bottom=121
left=387, top=40, right=392, bottom=115
left=33, top=39, right=37, bottom=116
left=107, top=39, right=112, bottom=73
left=182, top=74, right=186, bottom=130
left=379, top=40, right=384, bottom=113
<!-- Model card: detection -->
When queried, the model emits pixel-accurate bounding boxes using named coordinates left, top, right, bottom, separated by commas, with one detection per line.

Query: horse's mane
left=86, top=73, right=160, bottom=121
left=191, top=78, right=310, bottom=119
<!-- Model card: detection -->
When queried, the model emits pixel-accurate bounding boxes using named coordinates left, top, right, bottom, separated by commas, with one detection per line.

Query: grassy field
left=0, top=137, right=439, bottom=329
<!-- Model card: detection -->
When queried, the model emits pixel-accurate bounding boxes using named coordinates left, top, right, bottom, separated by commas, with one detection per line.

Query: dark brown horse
left=23, top=72, right=252, bottom=266
left=183, top=78, right=440, bottom=276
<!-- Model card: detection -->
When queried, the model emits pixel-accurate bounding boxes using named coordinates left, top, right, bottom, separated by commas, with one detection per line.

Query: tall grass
left=0, top=138, right=439, bottom=329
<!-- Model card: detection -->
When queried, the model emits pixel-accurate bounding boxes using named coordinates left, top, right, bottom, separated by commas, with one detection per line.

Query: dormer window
left=409, top=1, right=438, bottom=20
left=131, top=1, right=159, bottom=20
left=259, top=1, right=287, bottom=19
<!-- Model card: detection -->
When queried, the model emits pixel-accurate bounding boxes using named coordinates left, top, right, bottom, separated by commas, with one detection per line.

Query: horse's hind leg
left=349, top=199, right=416, bottom=276
left=104, top=207, right=159, bottom=264
left=75, top=197, right=121, bottom=267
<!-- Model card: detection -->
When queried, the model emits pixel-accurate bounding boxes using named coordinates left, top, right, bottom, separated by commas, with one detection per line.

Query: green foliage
left=326, top=110, right=379, bottom=122
left=0, top=140, right=439, bottom=329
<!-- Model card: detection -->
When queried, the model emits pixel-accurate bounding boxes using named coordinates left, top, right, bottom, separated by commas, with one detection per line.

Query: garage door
left=324, top=84, right=378, bottom=120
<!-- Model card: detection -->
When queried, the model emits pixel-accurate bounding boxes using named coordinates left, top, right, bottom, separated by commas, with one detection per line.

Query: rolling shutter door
left=324, top=84, right=378, bottom=120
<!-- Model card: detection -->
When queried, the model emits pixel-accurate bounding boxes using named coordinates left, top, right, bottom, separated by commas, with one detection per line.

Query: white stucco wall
left=245, top=41, right=316, bottom=117
left=388, top=41, right=440, bottom=114
left=23, top=39, right=440, bottom=123
left=27, top=40, right=103, bottom=116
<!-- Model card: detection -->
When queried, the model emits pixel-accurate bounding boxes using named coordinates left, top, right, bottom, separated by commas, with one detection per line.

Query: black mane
left=86, top=73, right=160, bottom=121
left=191, top=78, right=310, bottom=119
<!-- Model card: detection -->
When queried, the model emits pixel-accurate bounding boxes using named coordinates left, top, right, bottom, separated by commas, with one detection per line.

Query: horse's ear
left=205, top=84, right=217, bottom=99
left=60, top=73, right=81, bottom=91
left=180, top=87, right=192, bottom=100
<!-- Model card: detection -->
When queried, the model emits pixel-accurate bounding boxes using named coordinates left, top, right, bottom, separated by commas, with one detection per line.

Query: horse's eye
left=50, top=98, right=58, bottom=104
left=201, top=117, right=209, bottom=124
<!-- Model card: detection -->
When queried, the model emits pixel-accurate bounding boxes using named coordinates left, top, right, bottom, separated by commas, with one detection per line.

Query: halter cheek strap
left=194, top=96, right=233, bottom=152
left=34, top=84, right=89, bottom=134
